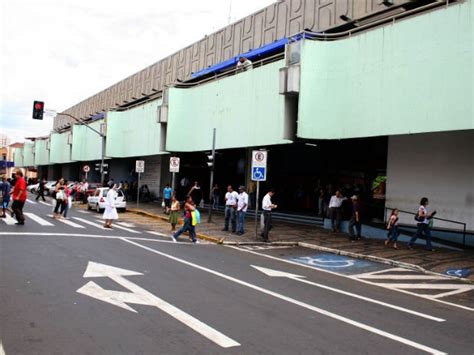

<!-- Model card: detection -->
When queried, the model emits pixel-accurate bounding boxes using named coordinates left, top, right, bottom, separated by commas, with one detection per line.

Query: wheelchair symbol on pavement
left=252, top=167, right=266, bottom=181
left=297, top=256, right=356, bottom=268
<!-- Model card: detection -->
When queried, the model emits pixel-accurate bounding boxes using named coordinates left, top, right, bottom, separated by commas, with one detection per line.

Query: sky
left=0, top=0, right=276, bottom=143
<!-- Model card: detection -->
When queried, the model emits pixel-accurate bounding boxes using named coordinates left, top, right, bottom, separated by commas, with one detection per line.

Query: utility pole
left=208, top=128, right=216, bottom=223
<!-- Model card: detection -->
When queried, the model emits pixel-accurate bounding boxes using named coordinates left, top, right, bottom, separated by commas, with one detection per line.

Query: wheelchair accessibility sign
left=252, top=167, right=266, bottom=181
left=290, top=253, right=379, bottom=275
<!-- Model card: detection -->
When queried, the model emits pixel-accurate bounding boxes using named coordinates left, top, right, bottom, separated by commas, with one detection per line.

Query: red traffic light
left=32, top=100, right=45, bottom=120
left=34, top=102, right=44, bottom=110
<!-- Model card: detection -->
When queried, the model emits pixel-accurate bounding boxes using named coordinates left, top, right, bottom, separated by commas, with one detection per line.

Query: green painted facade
left=23, top=143, right=35, bottom=167
left=106, top=99, right=165, bottom=157
left=49, top=132, right=72, bottom=164
left=166, top=60, right=291, bottom=152
left=13, top=147, right=24, bottom=168
left=72, top=120, right=103, bottom=161
left=34, top=139, right=50, bottom=166
left=298, top=1, right=473, bottom=140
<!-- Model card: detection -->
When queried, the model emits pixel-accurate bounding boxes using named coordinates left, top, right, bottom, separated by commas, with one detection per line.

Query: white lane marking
left=431, top=288, right=474, bottom=299
left=0, top=339, right=5, bottom=355
left=121, top=238, right=447, bottom=355
left=94, top=219, right=141, bottom=234
left=252, top=266, right=444, bottom=322
left=23, top=213, right=54, bottom=226
left=39, top=201, right=53, bottom=206
left=352, top=268, right=408, bottom=277
left=382, top=284, right=474, bottom=291
left=226, top=246, right=474, bottom=312
left=146, top=231, right=168, bottom=237
left=116, top=222, right=135, bottom=227
left=26, top=199, right=37, bottom=204
left=77, top=262, right=240, bottom=348
left=47, top=215, right=85, bottom=229
left=0, top=232, right=183, bottom=245
left=1, top=214, right=16, bottom=225
left=77, top=210, right=90, bottom=214
left=72, top=217, right=108, bottom=230
left=358, top=275, right=449, bottom=280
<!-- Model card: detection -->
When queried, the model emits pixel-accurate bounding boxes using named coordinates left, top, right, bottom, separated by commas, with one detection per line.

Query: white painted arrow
left=77, top=261, right=240, bottom=348
left=251, top=265, right=445, bottom=323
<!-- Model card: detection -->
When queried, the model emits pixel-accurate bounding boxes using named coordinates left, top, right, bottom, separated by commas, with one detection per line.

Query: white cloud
left=0, top=0, right=275, bottom=141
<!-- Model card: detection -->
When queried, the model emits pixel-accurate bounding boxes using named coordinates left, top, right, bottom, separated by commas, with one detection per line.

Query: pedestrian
left=171, top=196, right=199, bottom=243
left=237, top=186, right=249, bottom=235
left=317, top=188, right=326, bottom=217
left=103, top=184, right=119, bottom=228
left=236, top=56, right=253, bottom=72
left=1, top=176, right=11, bottom=218
left=408, top=197, right=436, bottom=251
left=123, top=181, right=130, bottom=199
left=163, top=183, right=173, bottom=214
left=107, top=177, right=115, bottom=189
left=60, top=181, right=72, bottom=219
left=169, top=195, right=180, bottom=231
left=261, top=189, right=277, bottom=242
left=35, top=177, right=46, bottom=201
left=53, top=178, right=66, bottom=219
left=188, top=181, right=202, bottom=207
left=385, top=208, right=400, bottom=249
left=80, top=180, right=89, bottom=204
left=223, top=185, right=238, bottom=233
left=329, top=190, right=346, bottom=232
left=11, top=170, right=27, bottom=225
left=348, top=195, right=362, bottom=241
left=211, top=184, right=221, bottom=209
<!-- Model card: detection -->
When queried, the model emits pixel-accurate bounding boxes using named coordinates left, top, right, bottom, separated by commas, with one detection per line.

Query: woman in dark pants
left=408, top=197, right=436, bottom=251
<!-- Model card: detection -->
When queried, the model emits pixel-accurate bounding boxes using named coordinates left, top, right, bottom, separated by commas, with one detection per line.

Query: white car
left=87, top=187, right=126, bottom=213
left=45, top=181, right=57, bottom=195
left=27, top=183, right=39, bottom=193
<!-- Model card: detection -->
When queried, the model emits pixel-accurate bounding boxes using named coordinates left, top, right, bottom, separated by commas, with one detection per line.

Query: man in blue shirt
left=1, top=176, right=11, bottom=218
left=163, top=184, right=173, bottom=214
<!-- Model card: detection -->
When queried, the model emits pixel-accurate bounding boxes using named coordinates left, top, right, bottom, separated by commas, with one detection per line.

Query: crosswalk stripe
left=72, top=217, right=108, bottom=230
left=358, top=275, right=448, bottom=280
left=147, top=231, right=168, bottom=237
left=77, top=210, right=90, bottom=214
left=47, top=215, right=85, bottom=229
left=26, top=199, right=37, bottom=204
left=116, top=221, right=135, bottom=227
left=39, top=201, right=53, bottom=207
left=94, top=219, right=141, bottom=234
left=24, top=213, right=54, bottom=226
left=1, top=214, right=17, bottom=225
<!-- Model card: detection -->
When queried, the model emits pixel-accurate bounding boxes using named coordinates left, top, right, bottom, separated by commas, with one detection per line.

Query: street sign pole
left=171, top=172, right=176, bottom=195
left=169, top=157, right=180, bottom=198
left=255, top=181, right=260, bottom=240
left=137, top=172, right=141, bottom=208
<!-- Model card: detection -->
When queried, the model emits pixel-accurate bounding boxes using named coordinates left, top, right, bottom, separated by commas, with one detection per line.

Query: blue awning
left=191, top=37, right=289, bottom=79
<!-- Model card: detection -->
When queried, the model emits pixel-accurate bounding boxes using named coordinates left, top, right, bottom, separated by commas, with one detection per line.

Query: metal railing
left=384, top=206, right=468, bottom=247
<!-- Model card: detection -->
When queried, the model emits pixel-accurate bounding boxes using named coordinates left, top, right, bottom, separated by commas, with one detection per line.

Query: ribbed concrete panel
left=55, top=0, right=421, bottom=129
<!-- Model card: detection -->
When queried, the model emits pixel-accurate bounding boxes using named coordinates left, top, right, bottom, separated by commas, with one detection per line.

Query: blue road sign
left=252, top=167, right=266, bottom=181
left=446, top=268, right=470, bottom=278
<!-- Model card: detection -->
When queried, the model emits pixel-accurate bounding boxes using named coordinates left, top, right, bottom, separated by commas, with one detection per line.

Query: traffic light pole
left=58, top=113, right=106, bottom=186
left=208, top=128, right=216, bottom=223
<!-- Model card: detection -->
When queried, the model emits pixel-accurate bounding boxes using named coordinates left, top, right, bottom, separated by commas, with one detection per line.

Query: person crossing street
left=35, top=177, right=46, bottom=201
left=11, top=170, right=27, bottom=225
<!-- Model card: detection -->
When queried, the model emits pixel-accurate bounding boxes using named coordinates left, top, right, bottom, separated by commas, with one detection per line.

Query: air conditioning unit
left=46, top=140, right=51, bottom=150
left=100, top=123, right=107, bottom=136
left=162, top=88, right=169, bottom=106
left=286, top=40, right=301, bottom=66
left=67, top=133, right=73, bottom=145
left=279, top=64, right=300, bottom=95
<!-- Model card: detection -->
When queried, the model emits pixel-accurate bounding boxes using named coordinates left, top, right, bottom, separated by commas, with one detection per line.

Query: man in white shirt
left=329, top=190, right=346, bottom=232
left=236, top=186, right=249, bottom=235
left=223, top=185, right=239, bottom=232
left=80, top=180, right=89, bottom=204
left=236, top=57, right=253, bottom=72
left=261, top=189, right=277, bottom=242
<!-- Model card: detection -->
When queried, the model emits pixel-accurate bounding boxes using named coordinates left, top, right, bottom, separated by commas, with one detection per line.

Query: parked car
left=45, top=181, right=57, bottom=195
left=85, top=183, right=102, bottom=198
left=87, top=187, right=126, bottom=213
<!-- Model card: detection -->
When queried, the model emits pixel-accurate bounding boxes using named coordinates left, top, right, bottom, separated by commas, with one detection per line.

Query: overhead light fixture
left=339, top=14, right=352, bottom=22
left=305, top=143, right=318, bottom=147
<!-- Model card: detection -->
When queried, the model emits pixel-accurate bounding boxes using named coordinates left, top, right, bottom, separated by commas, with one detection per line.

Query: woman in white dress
left=103, top=185, right=119, bottom=228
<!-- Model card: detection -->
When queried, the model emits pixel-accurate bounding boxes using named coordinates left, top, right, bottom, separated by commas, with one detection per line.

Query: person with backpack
left=385, top=208, right=400, bottom=249
left=36, top=177, right=46, bottom=201
left=408, top=197, right=436, bottom=251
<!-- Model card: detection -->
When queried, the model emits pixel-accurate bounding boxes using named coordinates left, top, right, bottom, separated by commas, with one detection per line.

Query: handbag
left=56, top=190, right=66, bottom=201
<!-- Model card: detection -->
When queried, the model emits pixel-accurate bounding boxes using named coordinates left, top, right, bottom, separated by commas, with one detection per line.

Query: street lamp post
left=208, top=128, right=216, bottom=223
left=58, top=113, right=106, bottom=186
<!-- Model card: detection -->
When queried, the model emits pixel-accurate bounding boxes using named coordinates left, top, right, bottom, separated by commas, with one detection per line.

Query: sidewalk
left=129, top=202, right=474, bottom=281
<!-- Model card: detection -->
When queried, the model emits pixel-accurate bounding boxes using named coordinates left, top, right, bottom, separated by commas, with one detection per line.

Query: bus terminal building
left=13, top=0, right=473, bottom=243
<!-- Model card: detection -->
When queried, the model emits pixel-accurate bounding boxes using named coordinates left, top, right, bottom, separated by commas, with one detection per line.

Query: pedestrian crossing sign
left=252, top=167, right=266, bottom=181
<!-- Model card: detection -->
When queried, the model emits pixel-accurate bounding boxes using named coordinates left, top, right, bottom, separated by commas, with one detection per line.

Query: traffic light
left=207, top=154, right=214, bottom=168
left=32, top=101, right=44, bottom=120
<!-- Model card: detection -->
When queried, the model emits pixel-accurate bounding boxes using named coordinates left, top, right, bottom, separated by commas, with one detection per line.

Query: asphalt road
left=1, top=199, right=473, bottom=354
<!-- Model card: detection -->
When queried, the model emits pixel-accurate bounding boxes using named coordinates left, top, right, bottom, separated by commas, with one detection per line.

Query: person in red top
left=12, top=169, right=27, bottom=225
